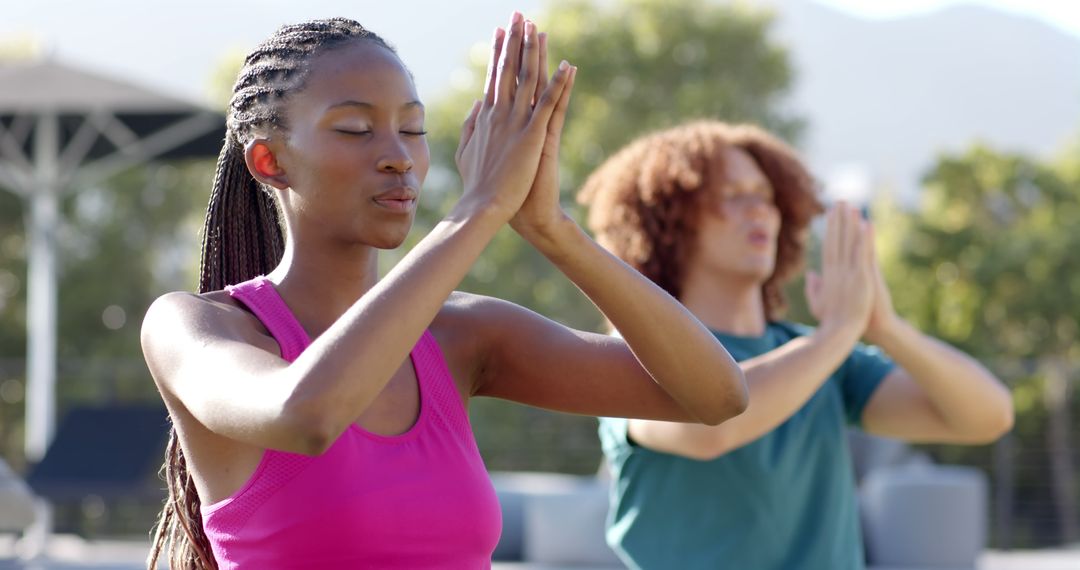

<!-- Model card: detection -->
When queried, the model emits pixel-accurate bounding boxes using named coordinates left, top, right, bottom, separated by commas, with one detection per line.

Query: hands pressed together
left=454, top=12, right=577, bottom=241
left=805, top=203, right=900, bottom=344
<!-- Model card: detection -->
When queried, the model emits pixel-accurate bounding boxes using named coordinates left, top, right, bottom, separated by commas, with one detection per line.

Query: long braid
left=197, top=134, right=284, bottom=293
left=148, top=18, right=396, bottom=570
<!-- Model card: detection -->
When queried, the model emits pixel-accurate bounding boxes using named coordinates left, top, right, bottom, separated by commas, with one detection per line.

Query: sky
left=1, top=0, right=1078, bottom=106
left=1, top=0, right=1077, bottom=205
left=817, top=0, right=1080, bottom=37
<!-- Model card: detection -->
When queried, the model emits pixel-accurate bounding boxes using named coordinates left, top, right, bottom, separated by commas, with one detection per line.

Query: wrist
left=812, top=319, right=864, bottom=350
left=864, top=314, right=909, bottom=349
left=515, top=212, right=579, bottom=254
left=448, top=194, right=514, bottom=228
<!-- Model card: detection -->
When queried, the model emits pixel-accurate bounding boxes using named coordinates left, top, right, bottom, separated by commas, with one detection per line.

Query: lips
left=372, top=186, right=418, bottom=213
left=747, top=228, right=771, bottom=247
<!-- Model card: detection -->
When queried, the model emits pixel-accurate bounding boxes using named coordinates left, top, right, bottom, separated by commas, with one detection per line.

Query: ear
left=244, top=138, right=290, bottom=190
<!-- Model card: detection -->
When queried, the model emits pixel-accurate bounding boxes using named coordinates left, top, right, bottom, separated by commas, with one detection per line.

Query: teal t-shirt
left=598, top=322, right=895, bottom=570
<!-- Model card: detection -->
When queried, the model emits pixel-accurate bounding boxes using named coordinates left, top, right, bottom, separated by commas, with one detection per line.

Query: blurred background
left=0, top=0, right=1078, bottom=565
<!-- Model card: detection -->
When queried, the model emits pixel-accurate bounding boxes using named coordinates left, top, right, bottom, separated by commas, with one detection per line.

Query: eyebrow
left=326, top=100, right=425, bottom=112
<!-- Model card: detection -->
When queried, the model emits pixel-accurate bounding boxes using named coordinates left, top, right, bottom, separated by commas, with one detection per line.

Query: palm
left=865, top=263, right=897, bottom=338
left=511, top=129, right=562, bottom=231
left=509, top=37, right=576, bottom=236
left=864, top=225, right=898, bottom=341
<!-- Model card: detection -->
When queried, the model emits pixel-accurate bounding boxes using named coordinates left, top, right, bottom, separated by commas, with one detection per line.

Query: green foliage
left=415, top=0, right=802, bottom=473
left=875, top=143, right=1080, bottom=546
left=878, top=146, right=1080, bottom=362
left=0, top=162, right=209, bottom=469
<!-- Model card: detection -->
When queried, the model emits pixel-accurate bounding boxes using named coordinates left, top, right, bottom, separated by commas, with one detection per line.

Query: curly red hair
left=577, top=121, right=823, bottom=320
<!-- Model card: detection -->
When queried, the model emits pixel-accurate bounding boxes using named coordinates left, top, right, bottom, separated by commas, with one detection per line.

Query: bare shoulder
left=142, top=290, right=265, bottom=342
left=431, top=291, right=528, bottom=339
left=429, top=291, right=526, bottom=396
left=430, top=290, right=506, bottom=348
left=140, top=290, right=277, bottom=382
left=438, top=290, right=516, bottom=321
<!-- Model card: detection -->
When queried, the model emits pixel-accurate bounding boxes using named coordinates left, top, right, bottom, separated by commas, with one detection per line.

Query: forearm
left=868, top=317, right=1013, bottom=436
left=525, top=217, right=746, bottom=424
left=287, top=202, right=506, bottom=437
left=715, top=325, right=860, bottom=449
left=630, top=325, right=859, bottom=458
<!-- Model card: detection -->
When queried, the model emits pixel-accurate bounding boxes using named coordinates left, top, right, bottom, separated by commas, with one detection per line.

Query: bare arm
left=627, top=205, right=877, bottom=459
left=469, top=230, right=746, bottom=425
left=478, top=35, right=746, bottom=426
left=626, top=326, right=861, bottom=459
left=627, top=206, right=1013, bottom=460
left=143, top=16, right=573, bottom=455
left=860, top=313, right=1013, bottom=443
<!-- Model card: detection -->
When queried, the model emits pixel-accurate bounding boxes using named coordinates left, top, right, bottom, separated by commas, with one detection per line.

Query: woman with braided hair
left=140, top=14, right=747, bottom=569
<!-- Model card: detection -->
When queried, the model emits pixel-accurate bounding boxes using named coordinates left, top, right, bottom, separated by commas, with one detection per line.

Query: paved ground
left=2, top=536, right=1079, bottom=569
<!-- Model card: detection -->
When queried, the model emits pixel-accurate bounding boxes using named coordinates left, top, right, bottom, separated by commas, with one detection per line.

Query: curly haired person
left=579, top=120, right=1013, bottom=570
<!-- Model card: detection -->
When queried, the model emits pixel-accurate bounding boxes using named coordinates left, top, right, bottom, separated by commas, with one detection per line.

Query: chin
left=361, top=219, right=413, bottom=250
left=373, top=234, right=409, bottom=250
left=744, top=263, right=776, bottom=282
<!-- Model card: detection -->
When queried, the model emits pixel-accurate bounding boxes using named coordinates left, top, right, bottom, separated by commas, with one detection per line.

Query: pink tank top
left=201, top=276, right=502, bottom=569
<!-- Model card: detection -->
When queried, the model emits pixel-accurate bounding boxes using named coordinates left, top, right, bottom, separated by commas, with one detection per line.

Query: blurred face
left=275, top=40, right=430, bottom=249
left=690, top=146, right=781, bottom=283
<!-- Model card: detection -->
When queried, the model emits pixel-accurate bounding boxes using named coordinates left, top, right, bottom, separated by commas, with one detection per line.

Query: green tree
left=0, top=46, right=238, bottom=469
left=416, top=0, right=803, bottom=473
left=0, top=163, right=210, bottom=470
left=875, top=144, right=1080, bottom=546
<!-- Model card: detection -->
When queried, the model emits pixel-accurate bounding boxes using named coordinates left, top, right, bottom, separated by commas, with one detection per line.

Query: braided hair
left=148, top=18, right=395, bottom=570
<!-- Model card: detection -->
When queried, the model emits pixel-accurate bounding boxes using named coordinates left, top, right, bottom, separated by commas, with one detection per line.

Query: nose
left=744, top=198, right=771, bottom=217
left=376, top=137, right=413, bottom=174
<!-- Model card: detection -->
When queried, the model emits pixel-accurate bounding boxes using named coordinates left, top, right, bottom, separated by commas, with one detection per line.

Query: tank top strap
left=412, top=330, right=472, bottom=436
left=226, top=276, right=312, bottom=363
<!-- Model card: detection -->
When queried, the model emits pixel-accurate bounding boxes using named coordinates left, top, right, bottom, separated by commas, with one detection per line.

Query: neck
left=267, top=238, right=380, bottom=337
left=679, top=266, right=769, bottom=336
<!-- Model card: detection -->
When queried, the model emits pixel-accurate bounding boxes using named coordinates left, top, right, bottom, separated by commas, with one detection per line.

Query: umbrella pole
left=24, top=112, right=60, bottom=463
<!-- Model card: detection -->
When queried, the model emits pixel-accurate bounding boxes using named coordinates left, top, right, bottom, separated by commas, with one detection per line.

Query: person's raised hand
left=509, top=31, right=578, bottom=241
left=862, top=222, right=900, bottom=344
left=454, top=13, right=574, bottom=224
left=804, top=203, right=876, bottom=342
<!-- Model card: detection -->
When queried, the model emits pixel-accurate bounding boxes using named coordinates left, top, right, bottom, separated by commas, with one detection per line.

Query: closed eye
left=335, top=129, right=371, bottom=136
left=401, top=130, right=428, bottom=136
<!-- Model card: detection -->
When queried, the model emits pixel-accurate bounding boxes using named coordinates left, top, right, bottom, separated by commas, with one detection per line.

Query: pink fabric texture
left=201, top=276, right=501, bottom=569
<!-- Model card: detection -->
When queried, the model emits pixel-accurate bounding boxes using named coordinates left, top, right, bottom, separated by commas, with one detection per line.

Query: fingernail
left=525, top=21, right=535, bottom=36
left=512, top=11, right=523, bottom=24
left=558, top=60, right=569, bottom=71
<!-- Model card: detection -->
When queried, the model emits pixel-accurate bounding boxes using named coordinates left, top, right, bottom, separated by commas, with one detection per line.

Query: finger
left=835, top=202, right=850, bottom=267
left=455, top=100, right=482, bottom=165
left=534, top=32, right=549, bottom=106
left=545, top=65, right=576, bottom=141
left=496, top=12, right=525, bottom=106
left=823, top=205, right=839, bottom=272
left=528, top=60, right=572, bottom=133
left=849, top=212, right=865, bottom=268
left=860, top=221, right=877, bottom=285
left=852, top=208, right=867, bottom=267
left=514, top=20, right=540, bottom=115
left=482, top=28, right=505, bottom=108
left=867, top=221, right=881, bottom=267
left=863, top=221, right=875, bottom=268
